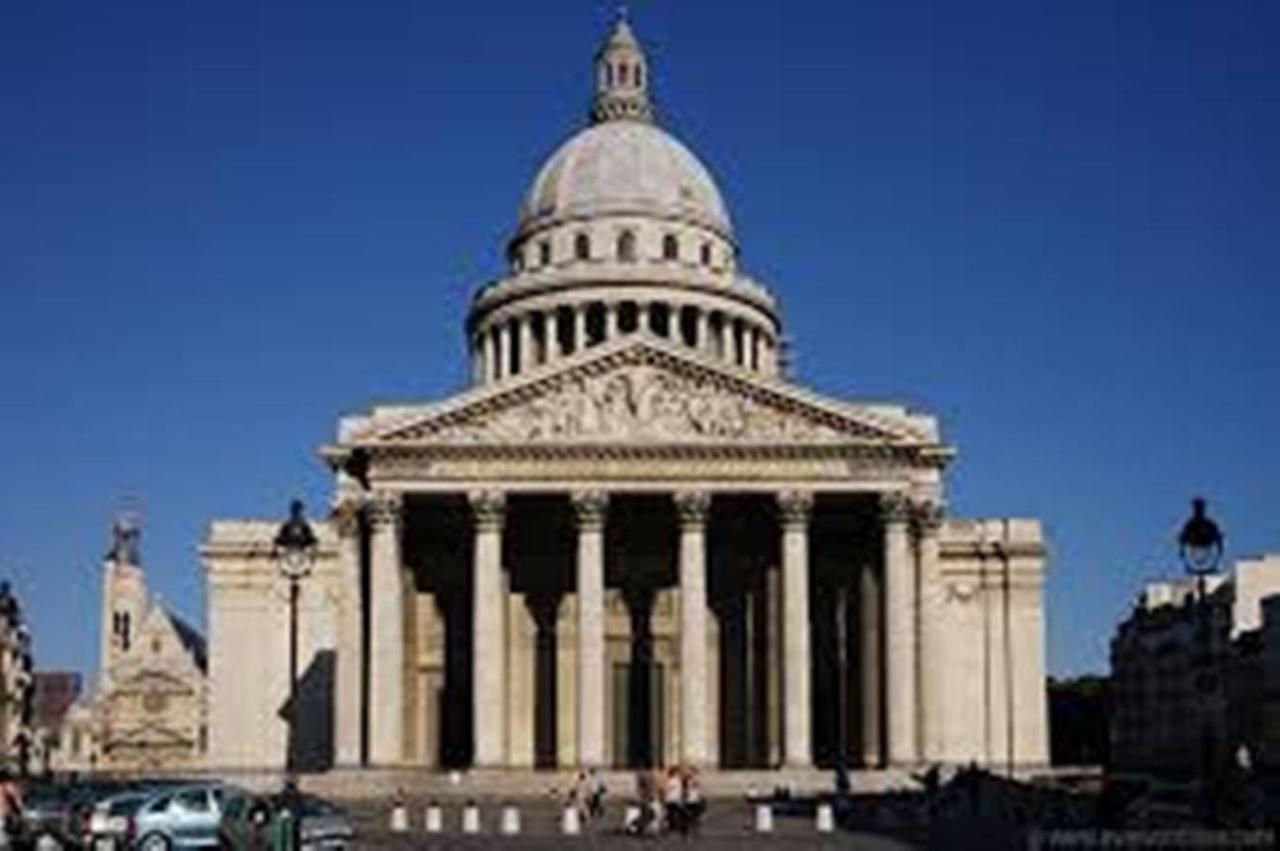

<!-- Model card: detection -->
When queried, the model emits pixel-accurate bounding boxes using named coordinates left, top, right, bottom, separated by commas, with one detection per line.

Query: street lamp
left=1177, top=496, right=1224, bottom=822
left=274, top=499, right=317, bottom=771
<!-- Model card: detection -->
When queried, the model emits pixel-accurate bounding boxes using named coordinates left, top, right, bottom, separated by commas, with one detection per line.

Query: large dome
left=517, top=120, right=733, bottom=241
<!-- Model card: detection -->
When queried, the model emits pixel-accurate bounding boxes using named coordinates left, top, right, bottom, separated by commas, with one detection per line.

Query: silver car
left=130, top=784, right=228, bottom=850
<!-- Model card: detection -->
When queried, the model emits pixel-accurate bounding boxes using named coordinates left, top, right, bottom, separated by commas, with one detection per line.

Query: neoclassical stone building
left=204, top=17, right=1049, bottom=774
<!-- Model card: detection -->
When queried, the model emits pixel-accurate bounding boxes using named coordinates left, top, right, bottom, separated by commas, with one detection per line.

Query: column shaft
left=916, top=504, right=944, bottom=762
left=334, top=502, right=365, bottom=767
left=574, top=305, right=588, bottom=353
left=882, top=494, right=918, bottom=765
left=367, top=493, right=404, bottom=766
left=497, top=323, right=511, bottom=380
left=470, top=490, right=507, bottom=767
left=778, top=491, right=814, bottom=768
left=519, top=314, right=535, bottom=374
left=605, top=303, right=620, bottom=341
left=675, top=491, right=711, bottom=766
left=572, top=491, right=609, bottom=767
left=859, top=559, right=882, bottom=767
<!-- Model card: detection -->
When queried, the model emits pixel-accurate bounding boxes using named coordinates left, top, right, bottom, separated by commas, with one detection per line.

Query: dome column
left=574, top=304, right=589, bottom=353
left=605, top=302, right=620, bottom=342
left=520, top=313, right=536, bottom=373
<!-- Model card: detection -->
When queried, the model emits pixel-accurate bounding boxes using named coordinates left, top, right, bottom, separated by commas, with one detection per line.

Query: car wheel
left=138, top=833, right=171, bottom=851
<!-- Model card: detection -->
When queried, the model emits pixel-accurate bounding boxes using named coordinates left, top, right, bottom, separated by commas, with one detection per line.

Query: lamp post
left=274, top=499, right=317, bottom=772
left=1177, top=496, right=1224, bottom=821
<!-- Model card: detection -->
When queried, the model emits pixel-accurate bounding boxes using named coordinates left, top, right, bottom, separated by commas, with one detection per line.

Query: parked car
left=83, top=791, right=153, bottom=850
left=130, top=784, right=230, bottom=850
left=219, top=791, right=353, bottom=851
left=21, top=781, right=141, bottom=849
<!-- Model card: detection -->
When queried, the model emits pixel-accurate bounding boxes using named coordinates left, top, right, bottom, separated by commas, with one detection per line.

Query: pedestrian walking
left=0, top=771, right=23, bottom=849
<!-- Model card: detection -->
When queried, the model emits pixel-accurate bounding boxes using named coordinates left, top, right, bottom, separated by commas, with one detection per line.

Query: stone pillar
left=574, top=304, right=589, bottom=353
left=519, top=314, right=535, bottom=374
left=472, top=336, right=485, bottom=385
left=777, top=490, right=814, bottom=767
left=469, top=490, right=507, bottom=767
left=488, top=328, right=501, bottom=383
left=333, top=499, right=365, bottom=767
left=675, top=491, right=712, bottom=766
left=882, top=493, right=918, bottom=766
left=367, top=491, right=404, bottom=766
left=606, top=303, right=620, bottom=341
left=572, top=491, right=609, bottom=767
left=638, top=302, right=651, bottom=336
left=698, top=310, right=713, bottom=356
left=497, top=322, right=511, bottom=380
left=914, top=502, right=945, bottom=762
left=751, top=328, right=762, bottom=371
left=859, top=559, right=882, bottom=767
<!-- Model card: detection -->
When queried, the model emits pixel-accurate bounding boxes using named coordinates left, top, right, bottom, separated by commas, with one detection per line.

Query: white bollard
left=462, top=804, right=481, bottom=834
left=424, top=804, right=443, bottom=834
left=755, top=803, right=774, bottom=833
left=562, top=805, right=582, bottom=835
left=500, top=805, right=521, bottom=835
left=390, top=803, right=409, bottom=833
left=816, top=802, right=835, bottom=833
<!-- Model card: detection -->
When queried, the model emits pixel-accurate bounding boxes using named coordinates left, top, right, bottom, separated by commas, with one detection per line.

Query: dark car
left=219, top=791, right=353, bottom=851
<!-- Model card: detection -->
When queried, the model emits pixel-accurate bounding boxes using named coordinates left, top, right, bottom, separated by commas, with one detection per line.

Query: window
left=636, top=66, right=644, bottom=88
left=152, top=637, right=162, bottom=655
left=575, top=233, right=591, bottom=261
left=662, top=234, right=679, bottom=261
left=700, top=242, right=713, bottom=266
left=617, top=231, right=636, bottom=263
left=618, top=64, right=629, bottom=86
left=176, top=789, right=211, bottom=813
left=538, top=240, right=551, bottom=267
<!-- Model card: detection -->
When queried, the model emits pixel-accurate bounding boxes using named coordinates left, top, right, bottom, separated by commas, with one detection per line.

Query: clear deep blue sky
left=2, top=0, right=1277, bottom=682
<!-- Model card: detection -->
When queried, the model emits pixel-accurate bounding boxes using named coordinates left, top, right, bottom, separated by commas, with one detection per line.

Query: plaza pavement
left=342, top=798, right=922, bottom=849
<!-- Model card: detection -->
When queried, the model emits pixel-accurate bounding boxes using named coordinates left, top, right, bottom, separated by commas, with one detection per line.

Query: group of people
left=627, top=765, right=705, bottom=837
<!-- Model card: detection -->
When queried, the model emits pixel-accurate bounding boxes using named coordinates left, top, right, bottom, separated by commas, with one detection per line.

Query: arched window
left=700, top=242, right=713, bottom=266
left=617, top=230, right=637, bottom=263
left=575, top=233, right=591, bottom=261
left=538, top=240, right=551, bottom=267
left=662, top=234, right=679, bottom=261
left=618, top=64, right=629, bottom=86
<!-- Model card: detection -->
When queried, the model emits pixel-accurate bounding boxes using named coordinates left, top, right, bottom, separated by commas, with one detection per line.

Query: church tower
left=99, top=513, right=148, bottom=683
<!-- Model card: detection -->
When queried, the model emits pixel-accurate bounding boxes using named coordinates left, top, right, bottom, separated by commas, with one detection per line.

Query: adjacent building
left=62, top=517, right=209, bottom=772
left=0, top=583, right=34, bottom=772
left=202, top=15, right=1051, bottom=774
left=1110, top=555, right=1280, bottom=776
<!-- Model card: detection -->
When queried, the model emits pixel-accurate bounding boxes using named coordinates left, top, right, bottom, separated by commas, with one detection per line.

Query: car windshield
left=107, top=796, right=148, bottom=816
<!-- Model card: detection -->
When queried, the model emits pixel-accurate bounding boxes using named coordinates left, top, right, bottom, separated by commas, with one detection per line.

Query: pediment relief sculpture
left=378, top=361, right=906, bottom=447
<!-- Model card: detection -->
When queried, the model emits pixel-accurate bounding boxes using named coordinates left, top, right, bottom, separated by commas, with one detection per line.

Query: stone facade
left=1111, top=556, right=1280, bottom=777
left=61, top=518, right=209, bottom=772
left=202, top=15, right=1050, bottom=774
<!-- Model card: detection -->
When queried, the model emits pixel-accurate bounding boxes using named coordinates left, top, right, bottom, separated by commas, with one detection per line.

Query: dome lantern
left=591, top=9, right=654, bottom=125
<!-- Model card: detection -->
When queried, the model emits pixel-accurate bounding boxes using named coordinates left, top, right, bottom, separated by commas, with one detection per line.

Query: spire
left=591, top=9, right=655, bottom=124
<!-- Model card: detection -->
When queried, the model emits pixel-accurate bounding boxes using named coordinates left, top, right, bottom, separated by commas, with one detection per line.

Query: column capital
left=912, top=500, right=946, bottom=536
left=331, top=498, right=364, bottom=539
left=674, top=491, right=712, bottom=528
left=367, top=491, right=403, bottom=530
left=571, top=490, right=610, bottom=530
left=879, top=492, right=913, bottom=527
left=776, top=490, right=814, bottom=528
left=468, top=490, right=507, bottom=530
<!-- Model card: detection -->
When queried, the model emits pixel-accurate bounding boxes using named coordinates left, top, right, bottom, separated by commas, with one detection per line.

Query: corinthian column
left=882, top=493, right=918, bottom=766
left=572, top=491, right=609, bottom=767
left=914, top=501, right=945, bottom=762
left=675, top=491, right=712, bottom=766
left=333, top=498, right=365, bottom=768
left=777, top=490, right=814, bottom=768
left=367, top=491, right=404, bottom=766
left=469, top=490, right=507, bottom=767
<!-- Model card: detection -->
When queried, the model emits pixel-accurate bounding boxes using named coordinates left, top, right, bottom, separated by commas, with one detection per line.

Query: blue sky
left=1, top=0, right=1277, bottom=682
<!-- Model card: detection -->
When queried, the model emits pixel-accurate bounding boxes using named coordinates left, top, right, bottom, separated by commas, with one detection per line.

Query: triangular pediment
left=348, top=338, right=941, bottom=451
